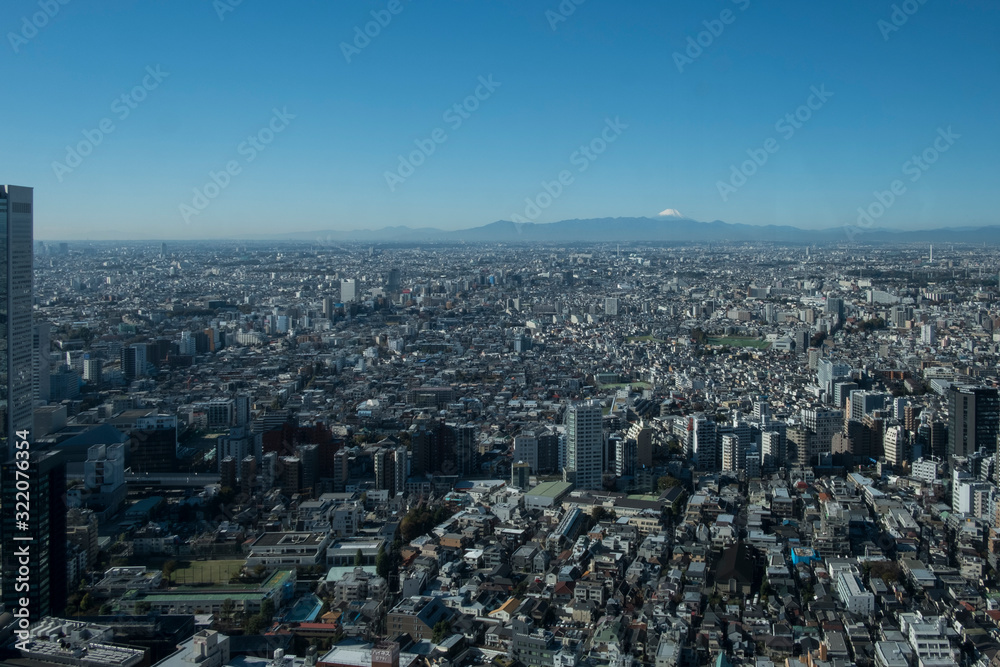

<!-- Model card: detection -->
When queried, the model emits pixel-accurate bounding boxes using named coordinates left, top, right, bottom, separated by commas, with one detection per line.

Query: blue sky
left=4, top=0, right=998, bottom=239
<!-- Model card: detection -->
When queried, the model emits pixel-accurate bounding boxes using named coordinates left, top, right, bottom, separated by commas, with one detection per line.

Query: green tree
left=432, top=620, right=452, bottom=643
left=759, top=577, right=771, bottom=600
left=245, top=614, right=265, bottom=635
left=162, top=560, right=178, bottom=584
left=221, top=598, right=235, bottom=621
left=354, top=549, right=363, bottom=567
left=658, top=475, right=681, bottom=491
left=260, top=598, right=275, bottom=623
left=376, top=545, right=390, bottom=579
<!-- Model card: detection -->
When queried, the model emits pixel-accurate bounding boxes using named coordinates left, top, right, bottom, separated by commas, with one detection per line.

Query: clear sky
left=4, top=0, right=998, bottom=240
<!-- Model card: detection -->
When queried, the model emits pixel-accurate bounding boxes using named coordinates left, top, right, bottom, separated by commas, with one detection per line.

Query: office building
left=454, top=422, right=478, bottom=478
left=120, top=344, right=147, bottom=381
left=825, top=297, right=844, bottom=319
left=802, top=408, right=843, bottom=456
left=849, top=390, right=888, bottom=423
left=81, top=353, right=102, bottom=386
left=513, top=432, right=538, bottom=472
left=536, top=430, right=561, bottom=473
left=1, top=450, right=67, bottom=621
left=832, top=382, right=858, bottom=409
left=386, top=268, right=401, bottom=292
left=948, top=385, right=1000, bottom=460
left=341, top=278, right=357, bottom=303
left=49, top=365, right=80, bottom=401
left=817, top=359, right=851, bottom=402
left=374, top=447, right=397, bottom=496
left=512, top=461, right=531, bottom=490
left=129, top=414, right=179, bottom=473
left=564, top=400, right=603, bottom=490
left=32, top=321, right=50, bottom=403
left=0, top=185, right=34, bottom=457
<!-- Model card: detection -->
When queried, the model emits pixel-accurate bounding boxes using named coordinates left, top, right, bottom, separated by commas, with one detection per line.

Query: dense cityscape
left=6, top=181, right=1000, bottom=667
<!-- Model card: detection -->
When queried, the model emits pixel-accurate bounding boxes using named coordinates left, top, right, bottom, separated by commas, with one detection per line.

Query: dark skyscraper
left=1, top=186, right=47, bottom=623
left=536, top=431, right=561, bottom=474
left=1, top=451, right=67, bottom=621
left=0, top=185, right=34, bottom=456
left=454, top=423, right=478, bottom=478
left=410, top=419, right=456, bottom=476
left=948, top=385, right=1000, bottom=460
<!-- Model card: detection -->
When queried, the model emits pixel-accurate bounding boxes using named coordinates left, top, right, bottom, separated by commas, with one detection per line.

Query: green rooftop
left=526, top=480, right=573, bottom=498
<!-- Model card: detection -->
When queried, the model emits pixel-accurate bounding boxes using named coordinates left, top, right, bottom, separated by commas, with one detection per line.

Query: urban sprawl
left=7, top=230, right=1000, bottom=667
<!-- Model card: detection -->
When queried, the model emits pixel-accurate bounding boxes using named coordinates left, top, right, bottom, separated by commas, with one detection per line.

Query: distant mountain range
left=270, top=216, right=1000, bottom=245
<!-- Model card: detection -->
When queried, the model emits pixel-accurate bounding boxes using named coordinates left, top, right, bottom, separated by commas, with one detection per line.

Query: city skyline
left=2, top=1, right=998, bottom=239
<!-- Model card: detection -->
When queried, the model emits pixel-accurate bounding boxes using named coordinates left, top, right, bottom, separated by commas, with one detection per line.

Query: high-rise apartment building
left=564, top=401, right=603, bottom=490
left=692, top=416, right=718, bottom=472
left=721, top=434, right=743, bottom=474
